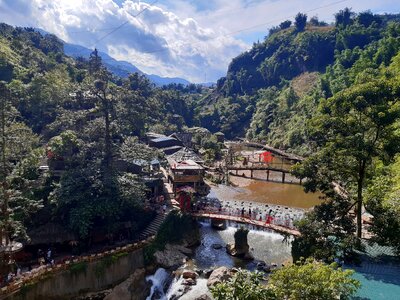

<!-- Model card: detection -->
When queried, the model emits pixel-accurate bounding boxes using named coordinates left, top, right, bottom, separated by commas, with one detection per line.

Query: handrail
left=0, top=236, right=155, bottom=297
left=191, top=210, right=301, bottom=237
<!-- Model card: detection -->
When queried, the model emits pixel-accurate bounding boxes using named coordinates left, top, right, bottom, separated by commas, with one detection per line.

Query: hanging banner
left=260, top=151, right=273, bottom=163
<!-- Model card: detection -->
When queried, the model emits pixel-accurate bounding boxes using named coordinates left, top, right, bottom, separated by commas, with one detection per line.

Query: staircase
left=138, top=213, right=167, bottom=240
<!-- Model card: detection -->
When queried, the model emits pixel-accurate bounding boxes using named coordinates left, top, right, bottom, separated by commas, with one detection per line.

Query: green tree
left=279, top=20, right=292, bottom=30
left=211, top=261, right=360, bottom=300
left=299, top=78, right=400, bottom=239
left=291, top=190, right=357, bottom=262
left=268, top=259, right=360, bottom=300
left=295, top=13, right=307, bottom=32
left=211, top=269, right=274, bottom=300
left=335, top=8, right=354, bottom=28
left=365, top=156, right=400, bottom=253
left=0, top=82, right=42, bottom=245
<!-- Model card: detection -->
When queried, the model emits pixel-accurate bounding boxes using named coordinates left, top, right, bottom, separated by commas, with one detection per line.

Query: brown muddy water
left=224, top=177, right=322, bottom=209
left=220, top=144, right=322, bottom=209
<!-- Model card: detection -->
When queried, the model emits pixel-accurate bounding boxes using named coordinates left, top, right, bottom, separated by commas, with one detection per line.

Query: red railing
left=0, top=236, right=155, bottom=296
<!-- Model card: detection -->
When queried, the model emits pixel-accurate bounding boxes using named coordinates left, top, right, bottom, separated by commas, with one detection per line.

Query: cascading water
left=146, top=268, right=170, bottom=300
left=145, top=220, right=292, bottom=299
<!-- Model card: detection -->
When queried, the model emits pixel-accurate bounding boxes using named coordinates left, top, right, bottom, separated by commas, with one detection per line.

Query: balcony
left=172, top=174, right=203, bottom=183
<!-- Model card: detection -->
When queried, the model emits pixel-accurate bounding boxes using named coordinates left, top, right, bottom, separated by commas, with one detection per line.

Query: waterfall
left=146, top=268, right=170, bottom=300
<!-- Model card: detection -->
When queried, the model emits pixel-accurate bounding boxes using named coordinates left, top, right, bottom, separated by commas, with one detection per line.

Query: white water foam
left=146, top=268, right=169, bottom=300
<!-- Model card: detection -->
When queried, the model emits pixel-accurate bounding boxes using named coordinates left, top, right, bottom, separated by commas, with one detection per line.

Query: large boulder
left=206, top=267, right=232, bottom=287
left=226, top=227, right=253, bottom=259
left=104, top=268, right=149, bottom=300
left=166, top=244, right=193, bottom=255
left=154, top=244, right=192, bottom=269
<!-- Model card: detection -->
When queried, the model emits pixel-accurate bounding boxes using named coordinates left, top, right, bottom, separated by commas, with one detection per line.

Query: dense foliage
left=0, top=23, right=206, bottom=246
left=211, top=260, right=360, bottom=300
left=195, top=11, right=400, bottom=146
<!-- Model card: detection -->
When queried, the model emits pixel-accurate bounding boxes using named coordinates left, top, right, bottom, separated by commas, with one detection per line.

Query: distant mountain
left=146, top=74, right=190, bottom=86
left=63, top=43, right=190, bottom=86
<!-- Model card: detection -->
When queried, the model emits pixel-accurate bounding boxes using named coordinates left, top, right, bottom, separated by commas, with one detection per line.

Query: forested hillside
left=196, top=10, right=400, bottom=155
left=0, top=23, right=205, bottom=246
left=1, top=8, right=400, bottom=257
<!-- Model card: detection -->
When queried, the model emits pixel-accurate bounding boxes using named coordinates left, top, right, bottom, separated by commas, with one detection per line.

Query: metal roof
left=167, top=147, right=203, bottom=163
left=168, top=159, right=204, bottom=170
left=151, top=136, right=178, bottom=143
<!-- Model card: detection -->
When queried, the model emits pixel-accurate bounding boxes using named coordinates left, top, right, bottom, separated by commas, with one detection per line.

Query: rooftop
left=168, top=159, right=204, bottom=170
left=167, top=147, right=203, bottom=163
left=151, top=136, right=178, bottom=143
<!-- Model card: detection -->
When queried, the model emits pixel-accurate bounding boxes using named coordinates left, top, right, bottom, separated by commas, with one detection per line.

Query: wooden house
left=167, top=159, right=209, bottom=196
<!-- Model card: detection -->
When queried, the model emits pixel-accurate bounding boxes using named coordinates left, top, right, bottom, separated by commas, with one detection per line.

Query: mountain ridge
left=35, top=28, right=191, bottom=86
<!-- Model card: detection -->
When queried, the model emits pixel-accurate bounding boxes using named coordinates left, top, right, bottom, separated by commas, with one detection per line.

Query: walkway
left=0, top=236, right=155, bottom=298
left=138, top=213, right=167, bottom=240
left=227, top=140, right=304, bottom=162
left=0, top=210, right=171, bottom=298
left=191, top=212, right=300, bottom=236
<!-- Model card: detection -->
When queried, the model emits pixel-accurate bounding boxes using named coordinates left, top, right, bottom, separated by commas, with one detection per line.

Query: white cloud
left=0, top=0, right=399, bottom=82
left=0, top=0, right=248, bottom=82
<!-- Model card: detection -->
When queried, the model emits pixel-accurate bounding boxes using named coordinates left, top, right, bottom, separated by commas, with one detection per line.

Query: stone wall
left=5, top=248, right=145, bottom=300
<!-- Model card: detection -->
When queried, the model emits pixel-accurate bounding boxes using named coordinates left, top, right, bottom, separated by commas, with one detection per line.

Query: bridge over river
left=226, top=165, right=301, bottom=184
left=224, top=140, right=304, bottom=184
left=191, top=212, right=300, bottom=237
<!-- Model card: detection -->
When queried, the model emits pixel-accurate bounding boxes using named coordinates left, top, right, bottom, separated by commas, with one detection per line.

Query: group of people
left=0, top=248, right=55, bottom=287
left=0, top=266, right=21, bottom=287
left=37, top=248, right=54, bottom=266
left=196, top=198, right=304, bottom=229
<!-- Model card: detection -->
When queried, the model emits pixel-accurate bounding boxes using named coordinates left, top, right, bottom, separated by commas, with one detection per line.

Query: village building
left=149, top=136, right=183, bottom=149
left=169, top=132, right=193, bottom=148
left=167, top=159, right=209, bottom=196
left=167, top=147, right=204, bottom=164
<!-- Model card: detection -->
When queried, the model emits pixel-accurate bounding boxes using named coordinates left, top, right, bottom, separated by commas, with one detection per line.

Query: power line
left=112, top=0, right=349, bottom=56
left=78, top=0, right=348, bottom=62
left=68, top=0, right=271, bottom=35
left=73, top=0, right=159, bottom=57
left=92, top=0, right=159, bottom=47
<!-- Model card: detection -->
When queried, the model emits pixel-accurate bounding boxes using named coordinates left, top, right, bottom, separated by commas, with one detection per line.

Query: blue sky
left=0, top=0, right=399, bottom=82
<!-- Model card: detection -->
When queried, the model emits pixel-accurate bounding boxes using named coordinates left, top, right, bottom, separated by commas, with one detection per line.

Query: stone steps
left=138, top=213, right=167, bottom=240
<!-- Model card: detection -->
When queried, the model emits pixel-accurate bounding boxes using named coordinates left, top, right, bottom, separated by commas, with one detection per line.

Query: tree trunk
left=356, top=161, right=366, bottom=240
left=101, top=90, right=113, bottom=186
left=356, top=178, right=363, bottom=239
left=0, top=82, right=9, bottom=246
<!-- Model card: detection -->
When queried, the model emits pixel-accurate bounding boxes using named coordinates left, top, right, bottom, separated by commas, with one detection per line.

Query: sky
left=0, top=0, right=399, bottom=83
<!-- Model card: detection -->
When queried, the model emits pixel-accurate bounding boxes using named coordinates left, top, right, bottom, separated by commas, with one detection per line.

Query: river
left=144, top=147, right=400, bottom=299
left=146, top=174, right=317, bottom=300
left=213, top=177, right=321, bottom=209
left=147, top=221, right=292, bottom=300
left=146, top=146, right=324, bottom=299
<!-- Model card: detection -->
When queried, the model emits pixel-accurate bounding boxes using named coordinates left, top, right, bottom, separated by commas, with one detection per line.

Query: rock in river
left=182, top=269, right=198, bottom=279
left=154, top=244, right=192, bottom=269
left=206, top=267, right=232, bottom=287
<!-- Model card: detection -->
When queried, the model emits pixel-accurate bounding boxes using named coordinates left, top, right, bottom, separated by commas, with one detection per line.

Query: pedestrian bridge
left=191, top=212, right=300, bottom=236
